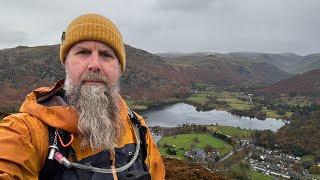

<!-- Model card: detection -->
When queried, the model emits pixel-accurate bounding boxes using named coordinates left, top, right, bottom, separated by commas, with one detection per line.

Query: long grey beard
left=64, top=72, right=124, bottom=150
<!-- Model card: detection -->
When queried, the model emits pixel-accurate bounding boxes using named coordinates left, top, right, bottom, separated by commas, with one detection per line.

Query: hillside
left=165, top=54, right=290, bottom=84
left=121, top=45, right=191, bottom=102
left=225, top=52, right=302, bottom=73
left=159, top=52, right=303, bottom=74
left=0, top=45, right=64, bottom=110
left=1, top=45, right=301, bottom=111
left=0, top=45, right=191, bottom=111
left=257, top=69, right=320, bottom=95
left=288, top=53, right=320, bottom=74
left=163, top=157, right=232, bottom=180
left=215, top=52, right=320, bottom=74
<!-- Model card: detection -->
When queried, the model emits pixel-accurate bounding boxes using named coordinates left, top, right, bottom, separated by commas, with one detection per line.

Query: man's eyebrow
left=73, top=46, right=90, bottom=51
left=100, top=48, right=116, bottom=55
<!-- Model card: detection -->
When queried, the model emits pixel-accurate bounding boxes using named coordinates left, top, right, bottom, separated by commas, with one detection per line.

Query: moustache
left=80, top=72, right=109, bottom=85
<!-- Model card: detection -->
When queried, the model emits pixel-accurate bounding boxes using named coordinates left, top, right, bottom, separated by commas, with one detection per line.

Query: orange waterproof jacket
left=0, top=80, right=165, bottom=179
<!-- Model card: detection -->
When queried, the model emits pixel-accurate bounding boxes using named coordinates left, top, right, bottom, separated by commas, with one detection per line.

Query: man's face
left=63, top=41, right=124, bottom=150
left=65, top=41, right=121, bottom=87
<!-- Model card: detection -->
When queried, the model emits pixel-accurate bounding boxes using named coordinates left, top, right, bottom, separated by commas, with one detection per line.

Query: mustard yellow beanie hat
left=60, top=14, right=126, bottom=72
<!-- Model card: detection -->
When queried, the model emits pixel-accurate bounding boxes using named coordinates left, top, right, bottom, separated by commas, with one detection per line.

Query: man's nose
left=87, top=52, right=101, bottom=71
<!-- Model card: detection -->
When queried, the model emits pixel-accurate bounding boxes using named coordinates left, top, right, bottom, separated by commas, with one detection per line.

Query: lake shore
left=140, top=103, right=287, bottom=131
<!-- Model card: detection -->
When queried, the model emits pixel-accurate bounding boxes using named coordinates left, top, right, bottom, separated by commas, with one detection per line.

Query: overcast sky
left=0, top=0, right=319, bottom=55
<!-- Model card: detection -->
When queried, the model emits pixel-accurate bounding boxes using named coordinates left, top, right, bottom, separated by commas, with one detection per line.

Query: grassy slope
left=217, top=98, right=253, bottom=110
left=163, top=157, right=231, bottom=180
left=261, top=109, right=293, bottom=119
left=158, top=133, right=233, bottom=159
left=302, top=154, right=315, bottom=162
left=228, top=165, right=272, bottom=180
left=249, top=171, right=272, bottom=180
left=207, top=125, right=253, bottom=140
left=186, top=91, right=253, bottom=110
left=158, top=126, right=271, bottom=179
left=185, top=93, right=209, bottom=104
left=125, top=99, right=148, bottom=111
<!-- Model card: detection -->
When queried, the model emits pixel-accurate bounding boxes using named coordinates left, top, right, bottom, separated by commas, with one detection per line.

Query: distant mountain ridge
left=288, top=53, right=320, bottom=74
left=163, top=53, right=290, bottom=83
left=158, top=51, right=320, bottom=74
left=1, top=45, right=317, bottom=110
left=226, top=52, right=302, bottom=73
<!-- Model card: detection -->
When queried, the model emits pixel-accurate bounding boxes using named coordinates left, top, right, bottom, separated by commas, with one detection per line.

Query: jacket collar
left=19, top=80, right=129, bottom=134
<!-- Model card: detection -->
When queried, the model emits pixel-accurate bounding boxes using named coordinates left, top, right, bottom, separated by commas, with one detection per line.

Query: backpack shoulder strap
left=128, top=108, right=148, bottom=162
left=39, top=109, right=148, bottom=179
left=39, top=126, right=71, bottom=180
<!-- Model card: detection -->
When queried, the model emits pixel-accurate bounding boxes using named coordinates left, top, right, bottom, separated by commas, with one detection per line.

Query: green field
left=189, top=91, right=254, bottom=109
left=311, top=173, right=320, bottom=179
left=302, top=154, right=315, bottom=162
left=249, top=171, right=273, bottom=180
left=207, top=125, right=253, bottom=140
left=125, top=99, right=148, bottom=111
left=261, top=109, right=292, bottom=119
left=185, top=93, right=210, bottom=104
left=228, top=165, right=272, bottom=180
left=217, top=98, right=253, bottom=110
left=185, top=91, right=253, bottom=110
left=158, top=133, right=233, bottom=159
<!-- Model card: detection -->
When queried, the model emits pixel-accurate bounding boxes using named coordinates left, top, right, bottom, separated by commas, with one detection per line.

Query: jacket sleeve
left=137, top=117, right=165, bottom=180
left=0, top=114, right=43, bottom=180
left=145, top=128, right=165, bottom=180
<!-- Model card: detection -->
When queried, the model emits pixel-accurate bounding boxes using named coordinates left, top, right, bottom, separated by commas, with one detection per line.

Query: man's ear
left=64, top=53, right=69, bottom=66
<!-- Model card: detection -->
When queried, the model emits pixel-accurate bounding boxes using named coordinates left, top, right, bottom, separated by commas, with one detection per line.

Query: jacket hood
left=19, top=80, right=129, bottom=133
left=19, top=80, right=79, bottom=133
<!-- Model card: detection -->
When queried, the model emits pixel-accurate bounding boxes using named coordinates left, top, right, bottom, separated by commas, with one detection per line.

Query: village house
left=185, top=147, right=207, bottom=161
left=185, top=147, right=219, bottom=162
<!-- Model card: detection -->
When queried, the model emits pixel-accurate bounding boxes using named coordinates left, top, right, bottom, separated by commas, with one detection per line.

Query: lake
left=141, top=103, right=288, bottom=131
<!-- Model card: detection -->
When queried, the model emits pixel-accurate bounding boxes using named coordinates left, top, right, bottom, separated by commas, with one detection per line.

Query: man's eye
left=77, top=50, right=90, bottom=55
left=101, top=53, right=112, bottom=58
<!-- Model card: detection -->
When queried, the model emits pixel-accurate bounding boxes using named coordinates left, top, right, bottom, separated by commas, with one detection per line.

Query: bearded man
left=0, top=14, right=165, bottom=180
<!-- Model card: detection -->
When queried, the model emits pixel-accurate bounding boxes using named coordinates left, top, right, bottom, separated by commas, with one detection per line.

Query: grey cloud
left=0, top=0, right=320, bottom=55
left=153, top=0, right=216, bottom=12
left=0, top=26, right=29, bottom=48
